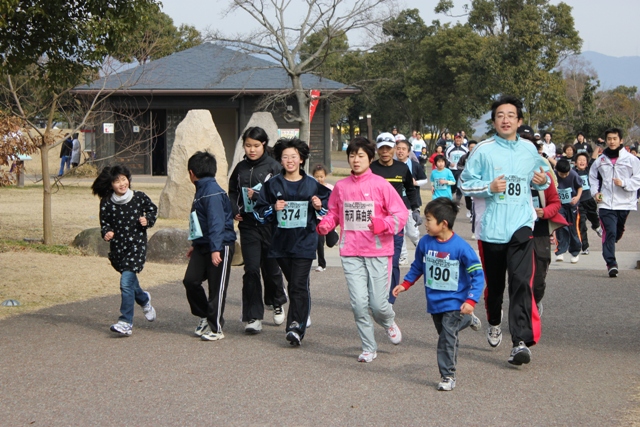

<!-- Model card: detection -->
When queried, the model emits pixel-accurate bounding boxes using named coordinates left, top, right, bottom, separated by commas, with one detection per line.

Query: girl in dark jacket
left=228, top=127, right=287, bottom=334
left=254, top=138, right=331, bottom=346
left=92, top=165, right=157, bottom=336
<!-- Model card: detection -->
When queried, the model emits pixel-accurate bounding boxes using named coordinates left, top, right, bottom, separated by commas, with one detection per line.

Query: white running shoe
left=315, top=266, right=326, bottom=272
left=142, top=292, right=156, bottom=322
left=357, top=351, right=377, bottom=363
left=194, top=318, right=210, bottom=337
left=273, top=306, right=285, bottom=326
left=201, top=330, right=225, bottom=341
left=487, top=324, right=502, bottom=347
left=110, top=321, right=132, bottom=336
left=470, top=313, right=481, bottom=331
left=306, top=316, right=312, bottom=328
left=570, top=254, right=579, bottom=264
left=399, top=258, right=409, bottom=266
left=555, top=254, right=565, bottom=262
left=387, top=322, right=402, bottom=345
left=438, top=377, right=456, bottom=391
left=245, top=319, right=262, bottom=334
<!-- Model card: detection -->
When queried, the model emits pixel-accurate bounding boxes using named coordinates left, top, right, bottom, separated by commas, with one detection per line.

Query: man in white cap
left=370, top=132, right=421, bottom=303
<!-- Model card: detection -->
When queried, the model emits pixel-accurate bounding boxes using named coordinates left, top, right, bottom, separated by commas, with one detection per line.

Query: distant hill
left=579, top=51, right=640, bottom=90
left=468, top=51, right=640, bottom=138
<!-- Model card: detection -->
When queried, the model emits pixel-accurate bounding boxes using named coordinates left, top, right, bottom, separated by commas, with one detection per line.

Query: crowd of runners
left=91, top=95, right=640, bottom=392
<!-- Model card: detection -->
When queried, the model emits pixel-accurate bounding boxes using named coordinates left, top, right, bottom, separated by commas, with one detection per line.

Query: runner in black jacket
left=228, top=126, right=287, bottom=334
left=370, top=132, right=421, bottom=304
left=253, top=138, right=331, bottom=346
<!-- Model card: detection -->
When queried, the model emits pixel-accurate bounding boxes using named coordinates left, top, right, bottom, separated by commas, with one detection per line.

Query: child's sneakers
left=357, top=351, right=377, bottom=363
left=194, top=318, right=211, bottom=337
left=273, top=306, right=285, bottom=326
left=555, top=253, right=565, bottom=262
left=201, top=330, right=225, bottom=341
left=608, top=266, right=619, bottom=278
left=595, top=227, right=603, bottom=237
left=387, top=322, right=402, bottom=344
left=581, top=248, right=589, bottom=255
left=438, top=377, right=456, bottom=391
left=110, top=321, right=132, bottom=336
left=570, top=254, right=580, bottom=264
left=245, top=319, right=262, bottom=334
left=142, top=292, right=156, bottom=322
left=470, top=313, right=481, bottom=331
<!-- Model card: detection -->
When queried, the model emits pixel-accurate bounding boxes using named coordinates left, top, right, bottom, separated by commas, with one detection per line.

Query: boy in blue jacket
left=183, top=151, right=237, bottom=341
left=393, top=198, right=484, bottom=391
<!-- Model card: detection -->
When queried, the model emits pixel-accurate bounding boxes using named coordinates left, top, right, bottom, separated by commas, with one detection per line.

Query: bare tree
left=210, top=0, right=396, bottom=145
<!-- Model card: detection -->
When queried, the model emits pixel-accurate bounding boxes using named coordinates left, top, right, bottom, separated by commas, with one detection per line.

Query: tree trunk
left=40, top=144, right=53, bottom=244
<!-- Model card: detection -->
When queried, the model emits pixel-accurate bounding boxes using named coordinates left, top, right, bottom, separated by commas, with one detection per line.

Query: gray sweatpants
left=341, top=256, right=396, bottom=353
left=432, top=310, right=472, bottom=378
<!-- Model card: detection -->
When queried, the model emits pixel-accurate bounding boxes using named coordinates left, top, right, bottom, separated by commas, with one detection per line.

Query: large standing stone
left=146, top=228, right=191, bottom=264
left=159, top=110, right=229, bottom=219
left=71, top=228, right=110, bottom=257
left=228, top=112, right=279, bottom=180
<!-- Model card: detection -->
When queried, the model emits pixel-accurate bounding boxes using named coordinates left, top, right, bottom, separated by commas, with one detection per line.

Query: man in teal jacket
left=460, top=96, right=550, bottom=366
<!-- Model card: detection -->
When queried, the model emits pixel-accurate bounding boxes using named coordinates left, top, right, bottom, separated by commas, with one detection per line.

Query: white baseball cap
left=376, top=132, right=396, bottom=149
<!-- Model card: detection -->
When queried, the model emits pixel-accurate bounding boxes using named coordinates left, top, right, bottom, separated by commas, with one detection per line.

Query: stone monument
left=158, top=110, right=228, bottom=219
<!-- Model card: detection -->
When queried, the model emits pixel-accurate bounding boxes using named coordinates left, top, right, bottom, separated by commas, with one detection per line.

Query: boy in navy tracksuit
left=183, top=151, right=237, bottom=341
left=393, top=198, right=484, bottom=391
left=554, top=159, right=583, bottom=263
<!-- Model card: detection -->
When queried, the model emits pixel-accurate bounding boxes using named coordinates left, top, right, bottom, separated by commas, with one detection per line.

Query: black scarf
left=603, top=146, right=623, bottom=158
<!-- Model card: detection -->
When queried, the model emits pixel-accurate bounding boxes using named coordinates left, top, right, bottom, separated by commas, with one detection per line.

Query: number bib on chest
left=580, top=175, right=590, bottom=191
left=434, top=180, right=448, bottom=190
left=498, top=175, right=529, bottom=204
left=277, top=201, right=308, bottom=228
left=343, top=201, right=374, bottom=231
left=242, top=187, right=256, bottom=213
left=450, top=151, right=464, bottom=164
left=558, top=187, right=572, bottom=204
left=424, top=255, right=459, bottom=291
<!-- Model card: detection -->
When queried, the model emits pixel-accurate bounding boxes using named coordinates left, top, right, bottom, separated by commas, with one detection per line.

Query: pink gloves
left=368, top=217, right=386, bottom=235
left=316, top=221, right=332, bottom=236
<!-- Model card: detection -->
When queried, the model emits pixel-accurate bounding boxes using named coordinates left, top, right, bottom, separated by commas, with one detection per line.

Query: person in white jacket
left=588, top=128, right=640, bottom=277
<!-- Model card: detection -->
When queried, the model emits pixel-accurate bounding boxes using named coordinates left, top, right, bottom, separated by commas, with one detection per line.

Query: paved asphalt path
left=2, top=201, right=640, bottom=426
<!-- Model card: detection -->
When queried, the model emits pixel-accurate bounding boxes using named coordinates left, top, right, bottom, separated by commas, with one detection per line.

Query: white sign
left=278, top=128, right=299, bottom=139
left=103, top=123, right=114, bottom=134
left=132, top=125, right=140, bottom=133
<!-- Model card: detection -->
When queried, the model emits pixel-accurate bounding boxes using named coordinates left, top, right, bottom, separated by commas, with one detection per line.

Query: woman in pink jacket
left=317, top=137, right=408, bottom=363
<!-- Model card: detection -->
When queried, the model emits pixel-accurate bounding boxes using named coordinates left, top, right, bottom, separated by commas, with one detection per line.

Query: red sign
left=309, top=90, right=321, bottom=124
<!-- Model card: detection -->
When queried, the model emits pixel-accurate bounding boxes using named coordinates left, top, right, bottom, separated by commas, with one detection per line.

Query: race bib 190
left=424, top=255, right=459, bottom=291
left=343, top=201, right=374, bottom=231
left=277, top=201, right=308, bottom=228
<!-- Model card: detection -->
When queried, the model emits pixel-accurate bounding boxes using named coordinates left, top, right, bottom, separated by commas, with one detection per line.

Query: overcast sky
left=160, top=0, right=640, bottom=58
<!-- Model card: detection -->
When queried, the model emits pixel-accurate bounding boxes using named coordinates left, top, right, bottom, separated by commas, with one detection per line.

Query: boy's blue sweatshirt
left=402, top=233, right=485, bottom=314
left=190, top=176, right=236, bottom=252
